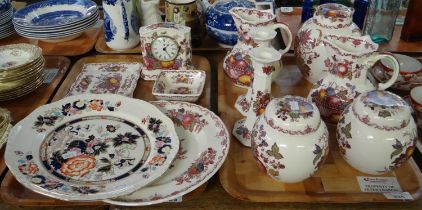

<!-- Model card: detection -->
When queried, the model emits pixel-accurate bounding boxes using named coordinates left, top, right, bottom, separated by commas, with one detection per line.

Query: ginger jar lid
left=351, top=90, right=411, bottom=130
left=264, top=96, right=321, bottom=135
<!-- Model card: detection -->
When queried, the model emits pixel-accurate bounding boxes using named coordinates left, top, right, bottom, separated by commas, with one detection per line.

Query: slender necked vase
left=224, top=7, right=292, bottom=89
left=234, top=25, right=292, bottom=116
left=308, top=33, right=400, bottom=124
left=103, top=0, right=140, bottom=50
left=295, top=3, right=361, bottom=84
left=232, top=26, right=287, bottom=147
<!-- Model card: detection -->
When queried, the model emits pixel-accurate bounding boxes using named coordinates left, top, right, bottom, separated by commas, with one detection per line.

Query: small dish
left=410, top=86, right=422, bottom=129
left=152, top=70, right=206, bottom=102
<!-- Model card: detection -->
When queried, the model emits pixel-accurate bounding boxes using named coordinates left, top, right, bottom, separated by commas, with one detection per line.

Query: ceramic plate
left=0, top=44, right=42, bottom=71
left=5, top=94, right=179, bottom=201
left=104, top=101, right=229, bottom=206
left=0, top=123, right=12, bottom=149
left=67, top=62, right=143, bottom=97
left=13, top=0, right=97, bottom=28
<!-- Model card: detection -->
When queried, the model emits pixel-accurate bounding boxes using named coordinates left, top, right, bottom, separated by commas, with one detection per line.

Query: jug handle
left=271, top=23, right=292, bottom=55
left=364, top=53, right=400, bottom=90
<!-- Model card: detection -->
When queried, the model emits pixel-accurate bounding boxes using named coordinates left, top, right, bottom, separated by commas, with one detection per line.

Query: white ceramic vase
left=251, top=96, right=329, bottom=183
left=103, top=0, right=140, bottom=50
left=137, top=0, right=162, bottom=26
left=337, top=90, right=417, bottom=175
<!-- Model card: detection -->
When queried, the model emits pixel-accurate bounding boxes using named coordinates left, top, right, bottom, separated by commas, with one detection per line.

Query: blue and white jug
left=103, top=0, right=139, bottom=50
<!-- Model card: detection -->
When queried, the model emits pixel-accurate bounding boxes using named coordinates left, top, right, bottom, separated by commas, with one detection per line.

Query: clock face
left=151, top=36, right=179, bottom=61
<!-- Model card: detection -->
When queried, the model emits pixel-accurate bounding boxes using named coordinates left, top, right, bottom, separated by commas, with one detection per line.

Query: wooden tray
left=0, top=54, right=211, bottom=206
left=0, top=56, right=71, bottom=198
left=0, top=27, right=101, bottom=56
left=218, top=54, right=422, bottom=203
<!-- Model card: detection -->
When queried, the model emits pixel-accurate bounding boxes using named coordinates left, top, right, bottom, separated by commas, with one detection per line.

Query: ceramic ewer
left=224, top=7, right=292, bottom=88
left=308, top=33, right=400, bottom=123
left=251, top=96, right=329, bottom=183
left=295, top=3, right=361, bottom=84
left=103, top=0, right=140, bottom=50
left=337, top=90, right=417, bottom=175
left=234, top=25, right=292, bottom=116
left=201, top=0, right=255, bottom=47
left=5, top=94, right=179, bottom=201
left=104, top=101, right=229, bottom=206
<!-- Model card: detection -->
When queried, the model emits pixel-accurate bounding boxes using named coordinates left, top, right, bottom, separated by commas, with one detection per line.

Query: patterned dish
left=152, top=70, right=206, bottom=102
left=104, top=101, right=229, bottom=206
left=67, top=62, right=143, bottom=97
left=0, top=44, right=42, bottom=71
left=13, top=0, right=97, bottom=28
left=5, top=94, right=179, bottom=201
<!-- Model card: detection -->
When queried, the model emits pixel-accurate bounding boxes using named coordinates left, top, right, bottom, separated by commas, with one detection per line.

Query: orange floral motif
left=148, top=155, right=166, bottom=166
left=88, top=100, right=103, bottom=111
left=18, top=163, right=39, bottom=175
left=60, top=155, right=96, bottom=177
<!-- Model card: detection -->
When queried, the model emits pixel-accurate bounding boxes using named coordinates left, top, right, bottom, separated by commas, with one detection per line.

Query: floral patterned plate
left=4, top=94, right=179, bottom=201
left=104, top=101, right=229, bottom=206
left=67, top=62, right=143, bottom=97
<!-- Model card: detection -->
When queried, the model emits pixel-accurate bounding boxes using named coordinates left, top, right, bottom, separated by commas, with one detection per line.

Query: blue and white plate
left=13, top=0, right=97, bottom=28
left=14, top=11, right=98, bottom=34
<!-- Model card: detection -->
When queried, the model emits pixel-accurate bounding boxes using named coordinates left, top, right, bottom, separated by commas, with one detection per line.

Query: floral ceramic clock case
left=105, top=101, right=229, bottom=206
left=139, top=22, right=193, bottom=80
left=5, top=94, right=180, bottom=201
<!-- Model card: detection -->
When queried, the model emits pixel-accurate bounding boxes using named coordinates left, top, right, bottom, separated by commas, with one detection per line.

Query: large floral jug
left=308, top=33, right=400, bottom=123
left=295, top=3, right=361, bottom=84
left=224, top=7, right=292, bottom=88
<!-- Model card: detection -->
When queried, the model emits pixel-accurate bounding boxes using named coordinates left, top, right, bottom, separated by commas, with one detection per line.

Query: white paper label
left=280, top=7, right=294, bottom=13
left=167, top=196, right=183, bottom=203
left=357, top=176, right=402, bottom=193
left=383, top=192, right=413, bottom=200
left=43, top=68, right=59, bottom=84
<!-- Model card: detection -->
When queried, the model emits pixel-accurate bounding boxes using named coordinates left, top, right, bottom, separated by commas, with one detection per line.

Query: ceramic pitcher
left=103, top=0, right=140, bottom=50
left=165, top=0, right=202, bottom=47
left=224, top=7, right=292, bottom=88
left=234, top=25, right=290, bottom=116
left=232, top=26, right=286, bottom=147
left=295, top=3, right=361, bottom=84
left=308, top=32, right=400, bottom=123
left=137, top=0, right=162, bottom=26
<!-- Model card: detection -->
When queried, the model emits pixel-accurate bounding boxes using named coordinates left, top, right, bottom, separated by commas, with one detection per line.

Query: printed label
left=280, top=7, right=294, bottom=13
left=384, top=192, right=413, bottom=200
left=43, top=68, right=59, bottom=84
left=357, top=176, right=402, bottom=193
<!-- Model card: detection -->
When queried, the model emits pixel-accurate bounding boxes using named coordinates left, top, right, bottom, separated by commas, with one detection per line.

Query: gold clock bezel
left=150, top=36, right=180, bottom=62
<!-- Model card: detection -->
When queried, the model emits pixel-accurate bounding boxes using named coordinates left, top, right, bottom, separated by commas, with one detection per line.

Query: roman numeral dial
left=151, top=37, right=179, bottom=61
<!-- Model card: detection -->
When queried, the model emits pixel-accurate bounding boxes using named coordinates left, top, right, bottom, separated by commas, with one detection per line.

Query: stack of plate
left=13, top=0, right=99, bottom=43
left=5, top=94, right=229, bottom=205
left=0, top=0, right=15, bottom=40
left=0, top=107, right=11, bottom=149
left=0, top=43, right=44, bottom=101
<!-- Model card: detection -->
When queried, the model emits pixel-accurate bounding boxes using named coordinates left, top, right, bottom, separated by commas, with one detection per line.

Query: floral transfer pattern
left=252, top=91, right=271, bottom=116
left=224, top=51, right=254, bottom=87
left=67, top=63, right=142, bottom=97
left=310, top=80, right=359, bottom=123
left=166, top=108, right=208, bottom=133
left=379, top=131, right=417, bottom=173
left=32, top=99, right=122, bottom=133
left=106, top=101, right=229, bottom=204
left=39, top=116, right=150, bottom=183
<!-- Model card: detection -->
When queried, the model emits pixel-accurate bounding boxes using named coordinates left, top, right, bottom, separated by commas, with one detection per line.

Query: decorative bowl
left=152, top=70, right=206, bottom=102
